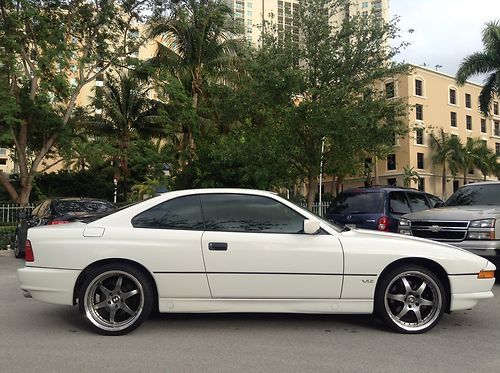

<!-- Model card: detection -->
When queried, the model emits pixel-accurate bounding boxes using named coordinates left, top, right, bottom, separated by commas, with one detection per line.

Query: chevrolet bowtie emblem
left=430, top=225, right=441, bottom=233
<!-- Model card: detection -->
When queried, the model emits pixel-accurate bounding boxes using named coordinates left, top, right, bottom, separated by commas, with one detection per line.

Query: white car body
left=18, top=189, right=496, bottom=334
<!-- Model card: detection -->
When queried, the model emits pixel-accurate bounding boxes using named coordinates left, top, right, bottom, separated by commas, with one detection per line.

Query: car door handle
left=208, top=242, right=228, bottom=251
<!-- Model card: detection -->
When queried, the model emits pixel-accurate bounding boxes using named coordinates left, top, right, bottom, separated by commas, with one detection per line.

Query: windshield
left=327, top=192, right=384, bottom=214
left=444, top=184, right=500, bottom=206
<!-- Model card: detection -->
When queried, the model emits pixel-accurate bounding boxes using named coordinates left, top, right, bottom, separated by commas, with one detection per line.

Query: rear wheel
left=375, top=265, right=446, bottom=334
left=78, top=263, right=154, bottom=335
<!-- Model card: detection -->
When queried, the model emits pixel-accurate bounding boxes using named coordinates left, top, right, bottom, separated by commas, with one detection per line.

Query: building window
left=418, top=178, right=425, bottom=192
left=387, top=154, right=396, bottom=170
left=453, top=180, right=460, bottom=192
left=481, top=119, right=487, bottom=133
left=494, top=101, right=499, bottom=116
left=465, top=93, right=471, bottom=108
left=0, top=148, right=6, bottom=156
left=496, top=143, right=500, bottom=155
left=0, top=158, right=6, bottom=166
left=385, top=81, right=395, bottom=98
left=415, top=104, right=423, bottom=121
left=450, top=112, right=457, bottom=127
left=362, top=1, right=369, bottom=8
left=466, top=115, right=472, bottom=130
left=417, top=152, right=424, bottom=169
left=495, top=121, right=500, bottom=137
left=415, top=128, right=424, bottom=145
left=387, top=178, right=397, bottom=186
left=449, top=88, right=457, bottom=105
left=415, top=79, right=423, bottom=96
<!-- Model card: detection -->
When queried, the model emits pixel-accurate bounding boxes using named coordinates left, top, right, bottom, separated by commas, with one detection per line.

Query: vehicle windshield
left=444, top=184, right=500, bottom=206
left=327, top=192, right=384, bottom=214
left=54, top=200, right=115, bottom=215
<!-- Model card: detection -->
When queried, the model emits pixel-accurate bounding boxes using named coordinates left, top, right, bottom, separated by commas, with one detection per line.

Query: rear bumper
left=17, top=266, right=80, bottom=305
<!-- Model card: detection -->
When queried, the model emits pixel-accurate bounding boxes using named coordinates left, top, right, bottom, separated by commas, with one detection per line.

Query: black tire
left=375, top=264, right=446, bottom=334
left=78, top=263, right=154, bottom=336
left=14, top=232, right=25, bottom=259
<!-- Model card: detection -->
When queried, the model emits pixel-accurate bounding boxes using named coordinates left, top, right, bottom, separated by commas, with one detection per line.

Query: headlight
left=467, top=231, right=495, bottom=240
left=399, top=218, right=410, bottom=227
left=469, top=219, right=495, bottom=228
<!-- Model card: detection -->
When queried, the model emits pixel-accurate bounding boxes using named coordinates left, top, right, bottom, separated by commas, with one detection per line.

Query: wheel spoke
left=416, top=281, right=427, bottom=296
left=121, top=303, right=137, bottom=316
left=122, top=289, right=139, bottom=300
left=419, top=298, right=434, bottom=307
left=114, top=275, right=123, bottom=293
left=109, top=307, right=117, bottom=324
left=414, top=307, right=423, bottom=323
left=98, top=283, right=111, bottom=296
left=396, top=305, right=410, bottom=320
left=401, top=277, right=413, bottom=295
left=387, top=293, right=405, bottom=303
left=93, top=300, right=109, bottom=310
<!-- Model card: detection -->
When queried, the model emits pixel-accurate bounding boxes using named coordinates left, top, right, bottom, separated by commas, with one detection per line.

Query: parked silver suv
left=399, top=182, right=500, bottom=263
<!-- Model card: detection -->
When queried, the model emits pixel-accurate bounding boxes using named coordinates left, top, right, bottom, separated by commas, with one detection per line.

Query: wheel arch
left=73, top=258, right=159, bottom=309
left=375, top=257, right=451, bottom=313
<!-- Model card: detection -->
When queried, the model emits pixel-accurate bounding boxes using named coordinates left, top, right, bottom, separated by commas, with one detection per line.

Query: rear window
left=327, top=192, right=384, bottom=214
left=54, top=200, right=115, bottom=214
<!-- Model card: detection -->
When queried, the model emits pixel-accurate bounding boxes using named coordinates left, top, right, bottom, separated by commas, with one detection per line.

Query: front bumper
left=451, top=240, right=500, bottom=259
left=17, top=266, right=80, bottom=305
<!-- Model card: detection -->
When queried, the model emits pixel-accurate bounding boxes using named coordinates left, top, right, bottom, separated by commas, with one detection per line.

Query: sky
left=390, top=0, right=500, bottom=84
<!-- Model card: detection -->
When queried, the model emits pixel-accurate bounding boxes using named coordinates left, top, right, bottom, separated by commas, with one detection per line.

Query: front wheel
left=375, top=265, right=446, bottom=334
left=78, top=263, right=154, bottom=335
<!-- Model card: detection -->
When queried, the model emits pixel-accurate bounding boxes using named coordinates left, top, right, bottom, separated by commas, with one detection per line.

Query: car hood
left=402, top=205, right=500, bottom=221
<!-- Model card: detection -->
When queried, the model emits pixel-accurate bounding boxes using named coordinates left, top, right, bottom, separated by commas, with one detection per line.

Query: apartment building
left=0, top=148, right=15, bottom=175
left=341, top=64, right=500, bottom=199
left=226, top=0, right=389, bottom=46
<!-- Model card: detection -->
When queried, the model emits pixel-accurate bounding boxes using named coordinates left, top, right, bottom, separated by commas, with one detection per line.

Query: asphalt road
left=1, top=250, right=499, bottom=373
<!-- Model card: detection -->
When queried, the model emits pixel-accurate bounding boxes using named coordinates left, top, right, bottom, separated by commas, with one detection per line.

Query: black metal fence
left=0, top=204, right=35, bottom=250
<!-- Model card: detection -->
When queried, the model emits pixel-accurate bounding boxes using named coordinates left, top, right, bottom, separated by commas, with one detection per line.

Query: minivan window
left=327, top=192, right=384, bottom=214
left=389, top=192, right=411, bottom=214
left=201, top=194, right=304, bottom=233
left=445, top=184, right=500, bottom=206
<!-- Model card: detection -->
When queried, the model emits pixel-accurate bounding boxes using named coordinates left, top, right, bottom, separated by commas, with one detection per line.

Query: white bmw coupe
left=18, top=189, right=496, bottom=335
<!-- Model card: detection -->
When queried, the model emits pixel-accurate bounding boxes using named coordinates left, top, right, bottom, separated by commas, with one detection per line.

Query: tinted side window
left=406, top=192, right=430, bottom=212
left=201, top=194, right=304, bottom=233
left=132, top=195, right=204, bottom=230
left=389, top=192, right=411, bottom=214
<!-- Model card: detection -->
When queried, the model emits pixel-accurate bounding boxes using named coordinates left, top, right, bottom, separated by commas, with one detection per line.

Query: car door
left=200, top=193, right=344, bottom=299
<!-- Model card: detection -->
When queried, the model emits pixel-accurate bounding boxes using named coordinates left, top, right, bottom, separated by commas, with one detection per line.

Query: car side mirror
left=304, top=219, right=321, bottom=234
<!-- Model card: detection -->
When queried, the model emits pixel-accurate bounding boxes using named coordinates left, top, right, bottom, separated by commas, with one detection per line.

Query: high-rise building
left=226, top=0, right=389, bottom=46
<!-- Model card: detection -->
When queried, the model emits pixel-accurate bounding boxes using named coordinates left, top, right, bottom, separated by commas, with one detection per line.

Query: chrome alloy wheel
left=384, top=270, right=442, bottom=332
left=83, top=270, right=145, bottom=332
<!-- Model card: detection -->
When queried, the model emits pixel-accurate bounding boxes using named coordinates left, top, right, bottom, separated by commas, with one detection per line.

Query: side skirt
left=158, top=298, right=374, bottom=314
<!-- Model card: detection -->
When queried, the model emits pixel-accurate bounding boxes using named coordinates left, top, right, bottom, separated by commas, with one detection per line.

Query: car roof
left=340, top=186, right=424, bottom=194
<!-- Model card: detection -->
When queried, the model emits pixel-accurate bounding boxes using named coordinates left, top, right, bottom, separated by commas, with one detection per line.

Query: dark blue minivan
left=325, top=187, right=442, bottom=233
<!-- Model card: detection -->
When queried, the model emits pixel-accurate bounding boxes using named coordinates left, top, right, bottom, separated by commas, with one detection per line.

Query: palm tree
left=456, top=20, right=500, bottom=116
left=473, top=141, right=499, bottom=181
left=90, top=70, right=165, bottom=200
left=402, top=165, right=419, bottom=188
left=429, top=129, right=457, bottom=198
left=147, top=0, right=243, bottom=159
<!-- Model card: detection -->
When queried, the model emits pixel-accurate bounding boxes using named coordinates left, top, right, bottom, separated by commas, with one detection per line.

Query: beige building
left=340, top=64, right=500, bottom=199
left=226, top=0, right=389, bottom=46
left=0, top=148, right=15, bottom=175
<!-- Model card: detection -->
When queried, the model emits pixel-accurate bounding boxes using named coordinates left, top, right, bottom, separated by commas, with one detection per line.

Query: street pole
left=113, top=178, right=118, bottom=204
left=319, top=137, right=325, bottom=216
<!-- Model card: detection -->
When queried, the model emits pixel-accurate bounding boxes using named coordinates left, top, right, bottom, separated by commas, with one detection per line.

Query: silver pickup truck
left=399, top=182, right=500, bottom=264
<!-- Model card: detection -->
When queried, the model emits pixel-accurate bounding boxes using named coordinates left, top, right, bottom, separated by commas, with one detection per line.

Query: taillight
left=25, top=240, right=34, bottom=262
left=48, top=220, right=70, bottom=225
left=377, top=216, right=390, bottom=231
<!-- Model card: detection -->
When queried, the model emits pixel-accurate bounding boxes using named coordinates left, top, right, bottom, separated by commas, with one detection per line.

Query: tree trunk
left=306, top=174, right=317, bottom=210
